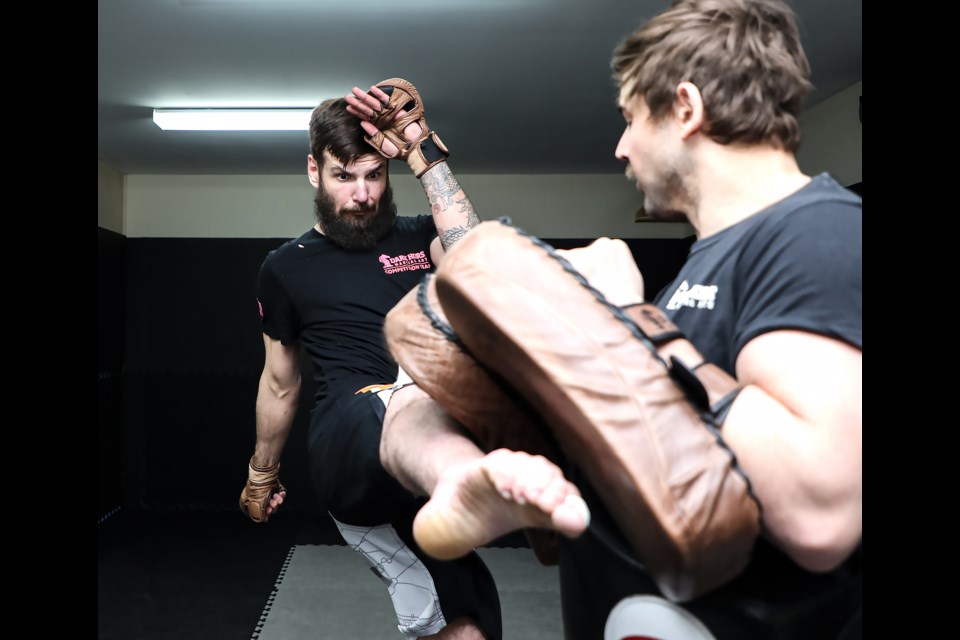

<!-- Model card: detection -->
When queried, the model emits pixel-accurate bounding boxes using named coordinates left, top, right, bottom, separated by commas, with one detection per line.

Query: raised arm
left=420, top=163, right=479, bottom=261
left=345, top=78, right=480, bottom=264
left=724, top=330, right=862, bottom=572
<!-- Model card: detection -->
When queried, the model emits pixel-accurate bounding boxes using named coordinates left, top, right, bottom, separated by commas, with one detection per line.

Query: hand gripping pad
left=240, top=458, right=285, bottom=523
left=365, top=77, right=449, bottom=178
left=433, top=219, right=762, bottom=602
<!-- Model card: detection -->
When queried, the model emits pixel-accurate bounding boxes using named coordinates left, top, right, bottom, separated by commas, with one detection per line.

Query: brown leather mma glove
left=433, top=218, right=762, bottom=602
left=364, top=77, right=449, bottom=178
left=239, top=458, right=285, bottom=523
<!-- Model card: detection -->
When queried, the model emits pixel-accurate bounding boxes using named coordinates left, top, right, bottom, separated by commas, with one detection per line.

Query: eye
left=368, top=171, right=382, bottom=180
left=336, top=173, right=350, bottom=181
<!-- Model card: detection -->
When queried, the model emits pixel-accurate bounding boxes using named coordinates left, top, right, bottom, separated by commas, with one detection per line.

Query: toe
left=551, top=494, right=591, bottom=536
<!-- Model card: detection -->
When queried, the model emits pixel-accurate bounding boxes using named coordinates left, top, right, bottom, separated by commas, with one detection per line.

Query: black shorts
left=309, top=390, right=502, bottom=639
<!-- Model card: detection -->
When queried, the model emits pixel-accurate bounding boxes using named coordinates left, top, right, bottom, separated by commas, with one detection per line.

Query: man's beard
left=314, top=183, right=398, bottom=251
left=626, top=165, right=690, bottom=223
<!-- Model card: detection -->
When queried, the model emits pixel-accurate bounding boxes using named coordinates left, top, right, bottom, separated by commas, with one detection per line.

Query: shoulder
left=741, top=175, right=861, bottom=261
left=730, top=176, right=861, bottom=351
left=262, top=229, right=320, bottom=269
left=784, top=173, right=861, bottom=210
left=761, top=174, right=860, bottom=232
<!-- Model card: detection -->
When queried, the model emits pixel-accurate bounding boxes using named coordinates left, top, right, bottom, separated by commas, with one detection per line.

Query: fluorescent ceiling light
left=153, top=108, right=312, bottom=131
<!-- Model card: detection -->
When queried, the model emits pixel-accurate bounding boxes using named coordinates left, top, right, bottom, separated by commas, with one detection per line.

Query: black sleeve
left=256, top=253, right=300, bottom=345
left=419, top=214, right=438, bottom=247
left=734, top=202, right=862, bottom=356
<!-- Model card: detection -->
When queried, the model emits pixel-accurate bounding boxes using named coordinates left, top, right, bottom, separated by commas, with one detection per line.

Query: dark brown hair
left=612, top=0, right=811, bottom=151
left=308, top=98, right=371, bottom=168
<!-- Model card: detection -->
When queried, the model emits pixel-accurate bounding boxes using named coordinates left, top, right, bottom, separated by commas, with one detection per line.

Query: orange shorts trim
left=355, top=383, right=394, bottom=395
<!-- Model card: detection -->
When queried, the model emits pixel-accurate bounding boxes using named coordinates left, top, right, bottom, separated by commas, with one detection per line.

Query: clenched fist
left=239, top=458, right=286, bottom=523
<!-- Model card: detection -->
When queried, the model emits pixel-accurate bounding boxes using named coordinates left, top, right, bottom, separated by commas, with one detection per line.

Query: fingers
left=344, top=87, right=408, bottom=127
left=352, top=86, right=382, bottom=110
left=397, top=111, right=423, bottom=143
left=346, top=86, right=388, bottom=120
left=361, top=123, right=401, bottom=158
left=266, top=491, right=286, bottom=517
left=345, top=103, right=366, bottom=120
left=344, top=85, right=421, bottom=140
left=368, top=85, right=391, bottom=103
left=358, top=120, right=379, bottom=137
left=558, top=242, right=645, bottom=306
left=345, top=98, right=377, bottom=121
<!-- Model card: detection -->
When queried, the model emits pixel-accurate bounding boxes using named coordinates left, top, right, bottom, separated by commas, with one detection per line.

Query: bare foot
left=412, top=449, right=590, bottom=560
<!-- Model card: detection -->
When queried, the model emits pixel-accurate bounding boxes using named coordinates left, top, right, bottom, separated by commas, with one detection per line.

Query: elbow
left=265, top=374, right=300, bottom=403
left=778, top=508, right=862, bottom=573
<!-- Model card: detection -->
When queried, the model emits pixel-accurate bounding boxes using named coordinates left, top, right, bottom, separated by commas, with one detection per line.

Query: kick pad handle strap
left=624, top=303, right=740, bottom=420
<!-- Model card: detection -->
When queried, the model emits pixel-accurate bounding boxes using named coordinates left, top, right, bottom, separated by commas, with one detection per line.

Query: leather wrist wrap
left=409, top=131, right=450, bottom=178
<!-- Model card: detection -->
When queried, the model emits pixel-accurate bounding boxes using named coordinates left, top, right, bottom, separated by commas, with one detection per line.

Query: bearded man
left=238, top=87, right=500, bottom=640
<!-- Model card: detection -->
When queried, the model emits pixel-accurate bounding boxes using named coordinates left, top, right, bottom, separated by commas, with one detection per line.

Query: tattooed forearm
left=438, top=212, right=480, bottom=250
left=422, top=163, right=461, bottom=203
left=421, top=163, right=480, bottom=250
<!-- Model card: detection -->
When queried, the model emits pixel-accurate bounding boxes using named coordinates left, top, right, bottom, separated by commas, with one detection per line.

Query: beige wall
left=119, top=81, right=861, bottom=239
left=798, top=81, right=862, bottom=186
left=125, top=173, right=692, bottom=239
left=98, top=162, right=125, bottom=234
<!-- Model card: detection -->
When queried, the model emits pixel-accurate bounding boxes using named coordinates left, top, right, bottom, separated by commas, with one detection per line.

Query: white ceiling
left=98, top=0, right=861, bottom=175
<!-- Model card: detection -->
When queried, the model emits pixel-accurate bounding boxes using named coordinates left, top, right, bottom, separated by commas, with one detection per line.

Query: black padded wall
left=118, top=233, right=693, bottom=514
left=99, top=227, right=126, bottom=521
left=121, top=238, right=318, bottom=512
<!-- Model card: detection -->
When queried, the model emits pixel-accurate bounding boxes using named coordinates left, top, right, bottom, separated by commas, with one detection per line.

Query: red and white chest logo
left=378, top=251, right=432, bottom=275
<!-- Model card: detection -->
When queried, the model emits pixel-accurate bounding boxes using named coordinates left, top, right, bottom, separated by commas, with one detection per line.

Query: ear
left=307, top=154, right=320, bottom=188
left=674, top=82, right=705, bottom=141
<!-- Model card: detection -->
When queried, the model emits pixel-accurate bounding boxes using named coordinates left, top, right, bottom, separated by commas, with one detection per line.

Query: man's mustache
left=342, top=204, right=376, bottom=213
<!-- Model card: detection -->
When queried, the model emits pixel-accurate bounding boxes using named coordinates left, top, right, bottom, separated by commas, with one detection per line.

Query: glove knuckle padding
left=366, top=78, right=449, bottom=177
left=431, top=219, right=762, bottom=602
left=240, top=459, right=285, bottom=523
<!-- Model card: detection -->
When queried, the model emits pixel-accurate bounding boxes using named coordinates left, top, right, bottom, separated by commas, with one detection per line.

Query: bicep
left=727, top=330, right=862, bottom=568
left=736, top=330, right=861, bottom=437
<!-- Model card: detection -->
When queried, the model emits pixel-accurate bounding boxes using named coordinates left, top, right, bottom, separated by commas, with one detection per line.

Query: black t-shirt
left=562, top=174, right=862, bottom=639
left=654, top=172, right=862, bottom=371
left=257, top=215, right=436, bottom=401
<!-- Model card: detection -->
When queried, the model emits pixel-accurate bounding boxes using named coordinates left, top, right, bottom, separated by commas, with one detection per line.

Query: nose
left=614, top=129, right=629, bottom=162
left=353, top=178, right=369, bottom=202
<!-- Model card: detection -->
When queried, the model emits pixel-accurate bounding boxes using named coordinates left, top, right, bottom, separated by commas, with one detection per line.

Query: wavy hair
left=612, top=0, right=811, bottom=151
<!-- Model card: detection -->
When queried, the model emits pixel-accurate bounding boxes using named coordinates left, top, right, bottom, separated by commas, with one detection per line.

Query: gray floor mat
left=253, top=545, right=562, bottom=639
